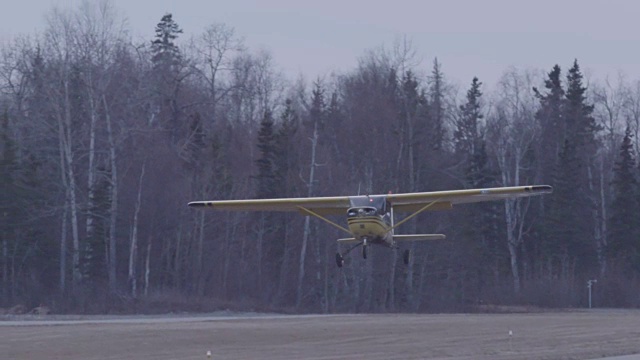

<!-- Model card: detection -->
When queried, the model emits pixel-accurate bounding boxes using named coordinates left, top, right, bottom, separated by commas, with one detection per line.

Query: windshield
left=347, top=207, right=378, bottom=217
left=349, top=195, right=386, bottom=211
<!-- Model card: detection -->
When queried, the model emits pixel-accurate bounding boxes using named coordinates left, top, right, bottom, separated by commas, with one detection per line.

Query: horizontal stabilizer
left=337, top=237, right=359, bottom=244
left=393, top=234, right=446, bottom=241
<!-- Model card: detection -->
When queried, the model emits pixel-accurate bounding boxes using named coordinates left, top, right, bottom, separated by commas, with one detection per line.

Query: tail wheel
left=335, top=253, right=344, bottom=268
left=403, top=249, right=411, bottom=265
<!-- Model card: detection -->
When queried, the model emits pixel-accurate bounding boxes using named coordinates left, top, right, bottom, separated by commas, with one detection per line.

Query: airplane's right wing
left=388, top=185, right=552, bottom=213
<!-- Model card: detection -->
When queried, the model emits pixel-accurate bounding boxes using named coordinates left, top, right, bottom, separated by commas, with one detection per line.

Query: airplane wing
left=188, top=195, right=351, bottom=215
left=389, top=185, right=552, bottom=213
left=189, top=185, right=552, bottom=215
left=393, top=234, right=446, bottom=241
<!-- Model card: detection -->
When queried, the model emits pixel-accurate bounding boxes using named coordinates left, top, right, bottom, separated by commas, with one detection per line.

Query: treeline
left=1, top=2, right=640, bottom=313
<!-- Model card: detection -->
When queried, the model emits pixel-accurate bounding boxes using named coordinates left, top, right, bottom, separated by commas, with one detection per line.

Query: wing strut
left=297, top=206, right=352, bottom=235
left=388, top=198, right=443, bottom=233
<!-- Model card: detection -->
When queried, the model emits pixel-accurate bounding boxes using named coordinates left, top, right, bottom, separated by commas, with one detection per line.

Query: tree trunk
left=173, top=224, right=183, bottom=290
left=598, top=158, right=607, bottom=277
left=129, top=162, right=145, bottom=298
left=103, top=95, right=118, bottom=292
left=196, top=210, right=206, bottom=296
left=322, top=232, right=329, bottom=313
left=275, top=217, right=292, bottom=305
left=59, top=203, right=68, bottom=293
left=85, top=86, right=98, bottom=277
left=222, top=211, right=235, bottom=299
left=296, top=120, right=319, bottom=309
left=56, top=77, right=81, bottom=287
left=387, top=250, right=397, bottom=310
left=144, top=238, right=151, bottom=297
left=256, top=213, right=265, bottom=297
left=2, top=238, right=7, bottom=303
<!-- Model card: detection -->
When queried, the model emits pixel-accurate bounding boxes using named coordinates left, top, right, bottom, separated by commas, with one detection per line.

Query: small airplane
left=189, top=185, right=552, bottom=267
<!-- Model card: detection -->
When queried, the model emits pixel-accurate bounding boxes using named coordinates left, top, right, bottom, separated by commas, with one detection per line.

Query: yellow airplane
left=189, top=185, right=552, bottom=267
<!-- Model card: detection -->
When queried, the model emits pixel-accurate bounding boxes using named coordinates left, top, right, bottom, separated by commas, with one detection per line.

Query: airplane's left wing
left=188, top=195, right=351, bottom=215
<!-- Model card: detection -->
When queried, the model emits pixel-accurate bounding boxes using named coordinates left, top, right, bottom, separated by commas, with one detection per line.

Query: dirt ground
left=2, top=310, right=640, bottom=360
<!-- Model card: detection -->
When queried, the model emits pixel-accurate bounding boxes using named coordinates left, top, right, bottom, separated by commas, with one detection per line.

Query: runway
left=2, top=310, right=639, bottom=359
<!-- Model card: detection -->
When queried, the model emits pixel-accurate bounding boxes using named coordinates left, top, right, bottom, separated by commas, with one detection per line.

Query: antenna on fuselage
left=357, top=182, right=361, bottom=196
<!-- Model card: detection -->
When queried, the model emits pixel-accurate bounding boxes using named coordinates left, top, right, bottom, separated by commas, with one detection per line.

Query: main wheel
left=362, top=245, right=368, bottom=259
left=335, top=253, right=344, bottom=268
left=403, top=249, right=411, bottom=265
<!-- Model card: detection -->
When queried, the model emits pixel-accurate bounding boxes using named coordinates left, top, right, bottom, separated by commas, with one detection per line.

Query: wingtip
left=188, top=201, right=207, bottom=208
left=534, top=185, right=553, bottom=193
left=525, top=185, right=553, bottom=193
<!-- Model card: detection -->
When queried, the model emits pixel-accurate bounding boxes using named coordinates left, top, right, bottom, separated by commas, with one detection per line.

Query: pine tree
left=534, top=65, right=565, bottom=184
left=82, top=167, right=110, bottom=285
left=565, top=60, right=599, bottom=149
left=428, top=58, right=446, bottom=150
left=562, top=60, right=600, bottom=273
left=545, top=139, right=594, bottom=276
left=309, top=80, right=325, bottom=130
left=150, top=13, right=185, bottom=139
left=274, top=99, right=299, bottom=197
left=452, top=78, right=502, bottom=299
left=455, top=77, right=483, bottom=160
left=151, top=13, right=183, bottom=71
left=0, top=112, right=18, bottom=276
left=608, top=127, right=639, bottom=270
left=397, top=70, right=428, bottom=192
left=255, top=109, right=277, bottom=199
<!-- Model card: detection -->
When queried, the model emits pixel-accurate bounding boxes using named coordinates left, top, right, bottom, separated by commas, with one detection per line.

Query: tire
left=362, top=245, right=368, bottom=260
left=335, top=253, right=344, bottom=268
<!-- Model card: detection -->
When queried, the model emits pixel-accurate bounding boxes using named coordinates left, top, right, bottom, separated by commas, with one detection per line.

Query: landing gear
left=335, top=253, right=345, bottom=268
left=403, top=249, right=411, bottom=265
left=336, top=239, right=368, bottom=267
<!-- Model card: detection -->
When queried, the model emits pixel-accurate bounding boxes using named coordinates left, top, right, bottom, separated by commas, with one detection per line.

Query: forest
left=1, top=2, right=640, bottom=314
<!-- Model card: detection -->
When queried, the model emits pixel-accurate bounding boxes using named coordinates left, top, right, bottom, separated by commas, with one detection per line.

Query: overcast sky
left=1, top=0, right=638, bottom=87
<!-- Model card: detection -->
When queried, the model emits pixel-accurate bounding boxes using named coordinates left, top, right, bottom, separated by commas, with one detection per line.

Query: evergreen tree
left=81, top=167, right=110, bottom=284
left=255, top=109, right=277, bottom=199
left=533, top=65, right=565, bottom=184
left=326, top=91, right=343, bottom=160
left=0, top=112, right=19, bottom=279
left=562, top=60, right=600, bottom=273
left=397, top=70, right=428, bottom=191
left=608, top=127, right=639, bottom=270
left=151, top=13, right=183, bottom=71
left=309, top=80, right=326, bottom=129
left=428, top=58, right=446, bottom=150
left=454, top=77, right=483, bottom=160
left=150, top=13, right=185, bottom=139
left=452, top=78, right=502, bottom=299
left=545, top=139, right=594, bottom=275
left=274, top=99, right=299, bottom=197
left=565, top=60, right=599, bottom=149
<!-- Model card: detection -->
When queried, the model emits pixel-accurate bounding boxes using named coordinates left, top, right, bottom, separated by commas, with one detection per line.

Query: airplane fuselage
left=346, top=206, right=393, bottom=246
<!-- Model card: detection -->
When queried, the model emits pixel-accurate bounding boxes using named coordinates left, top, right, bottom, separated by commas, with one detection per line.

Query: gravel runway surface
left=2, top=310, right=640, bottom=359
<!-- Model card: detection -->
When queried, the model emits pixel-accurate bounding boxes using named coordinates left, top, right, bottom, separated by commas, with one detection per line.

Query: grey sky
left=1, top=0, right=638, bottom=87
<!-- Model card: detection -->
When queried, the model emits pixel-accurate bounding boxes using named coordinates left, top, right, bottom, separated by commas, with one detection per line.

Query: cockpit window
left=347, top=206, right=378, bottom=217
left=349, top=196, right=386, bottom=212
